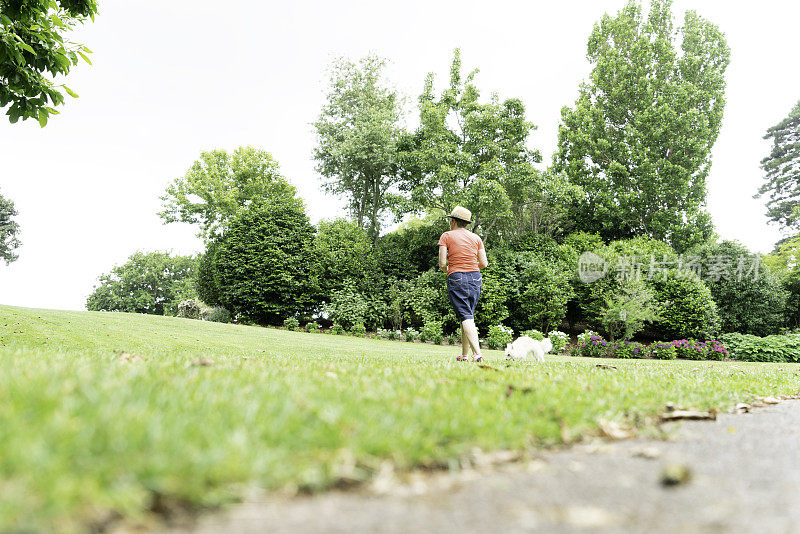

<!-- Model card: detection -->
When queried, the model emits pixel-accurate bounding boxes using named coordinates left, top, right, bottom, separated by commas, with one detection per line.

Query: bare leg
left=461, top=324, right=469, bottom=357
left=461, top=319, right=482, bottom=358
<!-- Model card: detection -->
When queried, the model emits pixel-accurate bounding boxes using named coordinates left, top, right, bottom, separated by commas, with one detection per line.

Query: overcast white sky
left=1, top=0, right=798, bottom=311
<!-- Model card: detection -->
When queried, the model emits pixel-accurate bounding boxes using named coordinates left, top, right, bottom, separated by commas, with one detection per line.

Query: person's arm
left=439, top=245, right=448, bottom=272
left=478, top=248, right=488, bottom=269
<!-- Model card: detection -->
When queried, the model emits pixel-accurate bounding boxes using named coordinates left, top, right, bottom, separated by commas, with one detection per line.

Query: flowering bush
left=349, top=323, right=366, bottom=337
left=547, top=331, right=569, bottom=353
left=703, top=340, right=730, bottom=360
left=305, top=321, right=321, bottom=333
left=487, top=325, right=514, bottom=350
left=377, top=328, right=391, bottom=339
left=648, top=342, right=677, bottom=360
left=521, top=329, right=544, bottom=341
left=577, top=330, right=600, bottom=345
left=610, top=340, right=645, bottom=359
left=330, top=323, right=345, bottom=335
left=579, top=334, right=607, bottom=357
left=404, top=328, right=419, bottom=342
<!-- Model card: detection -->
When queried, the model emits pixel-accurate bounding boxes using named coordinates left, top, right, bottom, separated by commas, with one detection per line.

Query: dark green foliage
left=0, top=189, right=21, bottom=264
left=205, top=307, right=231, bottom=324
left=214, top=196, right=317, bottom=325
left=195, top=241, right=222, bottom=306
left=315, top=219, right=380, bottom=297
left=376, top=217, right=446, bottom=280
left=325, top=280, right=370, bottom=331
left=474, top=271, right=509, bottom=334
left=283, top=317, right=300, bottom=331
left=720, top=333, right=800, bottom=363
left=86, top=251, right=198, bottom=316
left=649, top=270, right=720, bottom=340
left=554, top=0, right=729, bottom=252
left=755, top=100, right=800, bottom=231
left=689, top=241, right=787, bottom=336
left=1, top=0, right=97, bottom=124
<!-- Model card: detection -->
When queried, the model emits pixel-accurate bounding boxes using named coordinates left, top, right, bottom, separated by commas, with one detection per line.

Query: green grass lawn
left=1, top=304, right=799, bottom=532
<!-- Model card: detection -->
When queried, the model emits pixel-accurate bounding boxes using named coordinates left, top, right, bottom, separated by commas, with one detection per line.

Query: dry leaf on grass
left=190, top=357, right=214, bottom=367
left=117, top=352, right=144, bottom=363
left=506, top=384, right=533, bottom=397
left=595, top=364, right=617, bottom=370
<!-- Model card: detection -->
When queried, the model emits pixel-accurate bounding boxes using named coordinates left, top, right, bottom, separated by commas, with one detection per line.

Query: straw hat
left=447, top=206, right=473, bottom=223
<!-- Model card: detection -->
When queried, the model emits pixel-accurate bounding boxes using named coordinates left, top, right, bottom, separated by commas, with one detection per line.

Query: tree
left=397, top=49, right=542, bottom=239
left=755, top=100, right=800, bottom=231
left=314, top=218, right=380, bottom=298
left=0, top=189, right=21, bottom=264
left=213, top=195, right=317, bottom=325
left=554, top=0, right=730, bottom=252
left=1, top=0, right=97, bottom=125
left=313, top=55, right=404, bottom=243
left=599, top=279, right=661, bottom=341
left=158, top=146, right=296, bottom=240
left=86, top=251, right=198, bottom=315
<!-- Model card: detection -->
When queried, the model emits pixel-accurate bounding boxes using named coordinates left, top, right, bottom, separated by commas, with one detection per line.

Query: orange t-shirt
left=438, top=228, right=484, bottom=275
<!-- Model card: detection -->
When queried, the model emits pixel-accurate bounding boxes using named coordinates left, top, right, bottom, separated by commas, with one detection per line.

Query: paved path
left=166, top=401, right=800, bottom=534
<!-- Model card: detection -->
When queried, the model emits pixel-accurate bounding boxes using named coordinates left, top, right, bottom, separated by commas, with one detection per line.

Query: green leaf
left=18, top=43, right=36, bottom=55
left=62, top=86, right=79, bottom=98
left=38, top=108, right=49, bottom=128
left=77, top=50, right=92, bottom=65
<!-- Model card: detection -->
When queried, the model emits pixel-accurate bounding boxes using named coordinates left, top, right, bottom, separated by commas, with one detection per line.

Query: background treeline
left=86, top=1, right=800, bottom=342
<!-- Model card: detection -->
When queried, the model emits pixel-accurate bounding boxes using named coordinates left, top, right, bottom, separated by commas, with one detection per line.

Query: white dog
left=505, top=336, right=553, bottom=362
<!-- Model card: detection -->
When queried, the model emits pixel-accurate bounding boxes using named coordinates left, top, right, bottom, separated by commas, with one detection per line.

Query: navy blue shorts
left=447, top=271, right=482, bottom=321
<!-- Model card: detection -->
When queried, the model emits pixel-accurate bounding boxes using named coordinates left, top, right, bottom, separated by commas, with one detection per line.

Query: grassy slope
left=1, top=304, right=799, bottom=532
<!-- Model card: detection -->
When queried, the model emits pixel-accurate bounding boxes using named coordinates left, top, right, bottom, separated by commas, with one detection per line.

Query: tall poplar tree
left=755, top=100, right=800, bottom=231
left=554, top=0, right=730, bottom=252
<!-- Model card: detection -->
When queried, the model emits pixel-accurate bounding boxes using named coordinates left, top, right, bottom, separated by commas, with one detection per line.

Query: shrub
left=404, top=328, right=419, bottom=342
left=547, top=330, right=569, bottom=353
left=610, top=341, right=644, bottom=359
left=650, top=270, right=720, bottom=340
left=599, top=279, right=661, bottom=341
left=213, top=196, right=316, bottom=325
left=487, top=325, right=513, bottom=350
left=719, top=333, right=796, bottom=362
left=330, top=324, right=345, bottom=335
left=205, top=306, right=231, bottom=323
left=305, top=321, right=321, bottom=333
left=521, top=329, right=544, bottom=341
left=377, top=328, right=391, bottom=339
left=283, top=317, right=300, bottom=331
left=349, top=323, right=366, bottom=337
left=704, top=340, right=730, bottom=360
left=577, top=330, right=600, bottom=344
left=326, top=280, right=369, bottom=331
left=177, top=299, right=201, bottom=319
left=447, top=333, right=457, bottom=345
left=579, top=334, right=607, bottom=357
left=421, top=320, right=443, bottom=344
left=648, top=342, right=677, bottom=360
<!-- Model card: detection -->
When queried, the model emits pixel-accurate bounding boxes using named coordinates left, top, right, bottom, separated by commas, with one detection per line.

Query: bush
left=349, top=323, right=366, bottom=337
left=330, top=324, right=345, bottom=335
left=704, top=340, right=730, bottom=360
left=650, top=270, right=720, bottom=340
left=719, top=333, right=798, bottom=362
left=671, top=339, right=699, bottom=359
left=609, top=341, right=644, bottom=359
left=404, top=328, right=419, bottom=342
left=487, top=325, right=513, bottom=350
left=579, top=334, right=607, bottom=357
left=283, top=317, right=300, bottom=331
left=577, top=330, right=600, bottom=344
left=305, top=321, right=321, bottom=333
left=447, top=333, right=457, bottom=345
left=213, top=196, right=316, bottom=325
left=421, top=320, right=443, bottom=344
left=521, top=329, right=544, bottom=341
left=177, top=299, right=201, bottom=319
left=377, top=328, right=391, bottom=339
left=547, top=331, right=569, bottom=353
left=326, top=280, right=369, bottom=331
left=205, top=306, right=231, bottom=323
left=648, top=342, right=677, bottom=360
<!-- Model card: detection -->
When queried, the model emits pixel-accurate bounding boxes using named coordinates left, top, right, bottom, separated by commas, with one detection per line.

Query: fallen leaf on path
left=661, top=464, right=692, bottom=486
left=598, top=418, right=634, bottom=440
left=659, top=410, right=716, bottom=421
left=780, top=393, right=800, bottom=400
left=632, top=446, right=661, bottom=460
left=734, top=403, right=751, bottom=413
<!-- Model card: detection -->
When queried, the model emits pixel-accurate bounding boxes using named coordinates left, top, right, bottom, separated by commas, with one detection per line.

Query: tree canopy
left=755, top=100, right=800, bottom=231
left=313, top=55, right=404, bottom=243
left=86, top=251, right=198, bottom=316
left=0, top=189, right=21, bottom=264
left=1, top=0, right=97, bottom=125
left=396, top=49, right=542, bottom=239
left=158, top=146, right=297, bottom=241
left=554, top=0, right=730, bottom=252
